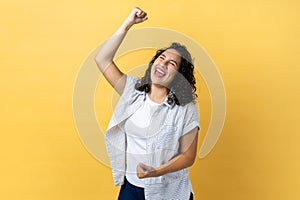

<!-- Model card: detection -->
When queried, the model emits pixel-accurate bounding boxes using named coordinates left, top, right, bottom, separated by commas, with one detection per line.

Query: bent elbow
left=94, top=54, right=103, bottom=66
left=94, top=55, right=108, bottom=73
left=183, top=152, right=197, bottom=168
left=185, top=158, right=195, bottom=168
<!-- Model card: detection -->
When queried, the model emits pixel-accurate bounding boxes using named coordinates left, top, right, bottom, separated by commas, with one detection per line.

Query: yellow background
left=1, top=0, right=299, bottom=199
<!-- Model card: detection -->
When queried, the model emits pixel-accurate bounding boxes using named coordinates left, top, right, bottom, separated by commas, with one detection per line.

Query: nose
left=159, top=61, right=168, bottom=69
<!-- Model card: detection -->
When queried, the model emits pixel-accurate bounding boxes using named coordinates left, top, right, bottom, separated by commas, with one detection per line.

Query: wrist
left=151, top=167, right=162, bottom=178
left=122, top=20, right=134, bottom=31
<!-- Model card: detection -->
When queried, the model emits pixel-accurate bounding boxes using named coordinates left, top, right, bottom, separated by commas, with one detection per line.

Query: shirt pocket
left=155, top=124, right=179, bottom=154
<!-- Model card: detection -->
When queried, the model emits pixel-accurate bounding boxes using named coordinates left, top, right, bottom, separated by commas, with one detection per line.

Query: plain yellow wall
left=1, top=0, right=299, bottom=199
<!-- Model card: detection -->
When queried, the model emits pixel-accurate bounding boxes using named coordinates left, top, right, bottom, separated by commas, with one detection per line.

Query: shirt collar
left=129, top=89, right=175, bottom=108
left=162, top=97, right=175, bottom=108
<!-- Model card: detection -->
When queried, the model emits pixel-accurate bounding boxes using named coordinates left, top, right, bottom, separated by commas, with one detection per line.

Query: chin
left=151, top=78, right=170, bottom=89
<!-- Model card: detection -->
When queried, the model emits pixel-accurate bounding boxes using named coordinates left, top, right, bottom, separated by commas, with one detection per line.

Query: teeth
left=156, top=68, right=166, bottom=76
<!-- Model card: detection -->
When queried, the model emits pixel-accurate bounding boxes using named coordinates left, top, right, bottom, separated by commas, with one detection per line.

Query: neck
left=148, top=84, right=169, bottom=104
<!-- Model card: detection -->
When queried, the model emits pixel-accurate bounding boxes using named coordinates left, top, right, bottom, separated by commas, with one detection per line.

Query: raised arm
left=94, top=7, right=147, bottom=95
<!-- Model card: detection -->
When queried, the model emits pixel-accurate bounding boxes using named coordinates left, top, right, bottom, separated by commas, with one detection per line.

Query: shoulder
left=125, top=75, right=138, bottom=88
left=122, top=75, right=138, bottom=96
left=178, top=101, right=198, bottom=114
left=180, top=102, right=200, bottom=134
left=126, top=75, right=137, bottom=83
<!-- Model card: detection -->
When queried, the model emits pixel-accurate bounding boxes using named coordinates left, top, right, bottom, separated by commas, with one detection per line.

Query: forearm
left=94, top=21, right=132, bottom=72
left=94, top=7, right=147, bottom=73
left=137, top=131, right=198, bottom=179
left=154, top=130, right=198, bottom=177
left=137, top=151, right=196, bottom=179
left=154, top=151, right=196, bottom=177
left=93, top=8, right=147, bottom=94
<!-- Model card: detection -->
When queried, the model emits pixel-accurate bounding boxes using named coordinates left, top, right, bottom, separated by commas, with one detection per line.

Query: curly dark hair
left=135, top=42, right=197, bottom=106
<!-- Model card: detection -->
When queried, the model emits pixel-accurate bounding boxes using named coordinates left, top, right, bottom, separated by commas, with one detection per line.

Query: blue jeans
left=118, top=177, right=194, bottom=200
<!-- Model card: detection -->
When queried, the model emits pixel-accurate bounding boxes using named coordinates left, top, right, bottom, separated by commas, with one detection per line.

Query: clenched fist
left=136, top=163, right=156, bottom=179
left=124, top=7, right=148, bottom=27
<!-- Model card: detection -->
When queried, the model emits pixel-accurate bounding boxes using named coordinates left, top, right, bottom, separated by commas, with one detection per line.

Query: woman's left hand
left=136, top=163, right=156, bottom=179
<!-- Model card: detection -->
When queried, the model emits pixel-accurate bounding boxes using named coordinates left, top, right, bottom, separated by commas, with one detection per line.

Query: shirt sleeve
left=120, top=75, right=137, bottom=100
left=182, top=102, right=200, bottom=136
left=106, top=75, right=138, bottom=130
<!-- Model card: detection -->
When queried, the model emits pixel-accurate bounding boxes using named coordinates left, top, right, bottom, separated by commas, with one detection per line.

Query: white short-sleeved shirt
left=105, top=75, right=200, bottom=200
left=125, top=93, right=162, bottom=188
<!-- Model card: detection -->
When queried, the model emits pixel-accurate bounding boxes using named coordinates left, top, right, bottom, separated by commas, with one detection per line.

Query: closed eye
left=170, top=61, right=176, bottom=66
left=159, top=55, right=165, bottom=60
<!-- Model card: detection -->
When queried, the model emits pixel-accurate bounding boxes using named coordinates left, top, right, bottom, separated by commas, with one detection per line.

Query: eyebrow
left=160, top=53, right=179, bottom=66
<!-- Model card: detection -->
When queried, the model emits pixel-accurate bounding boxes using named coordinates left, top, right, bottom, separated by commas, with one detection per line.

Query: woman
left=95, top=7, right=200, bottom=200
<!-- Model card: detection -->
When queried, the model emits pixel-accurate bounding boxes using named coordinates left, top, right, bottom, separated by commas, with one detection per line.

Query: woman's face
left=150, top=48, right=181, bottom=88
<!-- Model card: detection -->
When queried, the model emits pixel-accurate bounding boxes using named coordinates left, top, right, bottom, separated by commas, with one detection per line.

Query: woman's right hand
left=95, top=7, right=147, bottom=95
left=124, top=7, right=148, bottom=28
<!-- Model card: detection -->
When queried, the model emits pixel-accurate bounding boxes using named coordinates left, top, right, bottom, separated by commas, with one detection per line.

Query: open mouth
left=154, top=68, right=166, bottom=78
